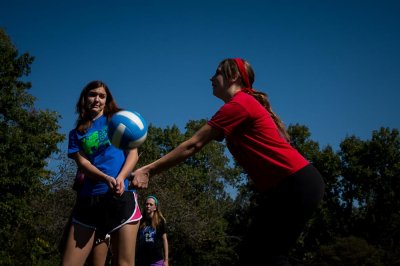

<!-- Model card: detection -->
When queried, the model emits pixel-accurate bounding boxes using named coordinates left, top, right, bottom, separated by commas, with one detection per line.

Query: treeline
left=1, top=28, right=399, bottom=265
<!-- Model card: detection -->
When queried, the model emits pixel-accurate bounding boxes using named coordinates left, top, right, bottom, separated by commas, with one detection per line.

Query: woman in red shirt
left=132, top=58, right=325, bottom=265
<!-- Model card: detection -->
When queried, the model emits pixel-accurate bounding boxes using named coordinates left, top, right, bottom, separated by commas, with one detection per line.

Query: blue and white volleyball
left=108, top=110, right=148, bottom=149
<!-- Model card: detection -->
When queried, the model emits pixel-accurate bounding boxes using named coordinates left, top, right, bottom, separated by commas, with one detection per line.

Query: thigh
left=89, top=239, right=110, bottom=266
left=111, top=221, right=140, bottom=265
left=61, top=223, right=95, bottom=266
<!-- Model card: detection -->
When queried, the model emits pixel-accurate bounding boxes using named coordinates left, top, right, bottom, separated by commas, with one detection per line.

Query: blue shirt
left=68, top=115, right=129, bottom=196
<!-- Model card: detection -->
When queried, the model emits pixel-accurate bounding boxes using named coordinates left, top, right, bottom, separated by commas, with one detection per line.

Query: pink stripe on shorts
left=109, top=191, right=142, bottom=234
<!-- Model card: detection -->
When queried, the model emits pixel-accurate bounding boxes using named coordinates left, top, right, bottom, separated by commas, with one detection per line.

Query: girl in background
left=136, top=195, right=169, bottom=266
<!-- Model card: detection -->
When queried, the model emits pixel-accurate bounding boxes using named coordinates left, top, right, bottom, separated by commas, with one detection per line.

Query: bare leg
left=61, top=223, right=95, bottom=266
left=89, top=237, right=110, bottom=266
left=111, top=221, right=140, bottom=266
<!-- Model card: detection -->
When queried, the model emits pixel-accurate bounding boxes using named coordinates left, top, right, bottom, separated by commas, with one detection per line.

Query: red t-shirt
left=208, top=91, right=309, bottom=192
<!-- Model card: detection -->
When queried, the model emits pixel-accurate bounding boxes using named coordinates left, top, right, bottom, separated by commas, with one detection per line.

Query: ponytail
left=252, top=90, right=290, bottom=142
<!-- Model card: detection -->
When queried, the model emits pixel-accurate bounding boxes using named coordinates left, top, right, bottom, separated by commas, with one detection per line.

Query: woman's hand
left=131, top=167, right=150, bottom=189
left=105, top=175, right=117, bottom=192
left=114, top=176, right=126, bottom=195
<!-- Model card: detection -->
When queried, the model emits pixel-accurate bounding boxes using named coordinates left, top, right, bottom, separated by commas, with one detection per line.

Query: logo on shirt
left=81, top=126, right=111, bottom=155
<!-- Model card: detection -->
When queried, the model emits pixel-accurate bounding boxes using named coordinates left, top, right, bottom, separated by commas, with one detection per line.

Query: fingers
left=115, top=179, right=125, bottom=195
left=132, top=178, right=148, bottom=188
left=138, top=179, right=148, bottom=188
left=106, top=176, right=116, bottom=190
left=131, top=171, right=150, bottom=189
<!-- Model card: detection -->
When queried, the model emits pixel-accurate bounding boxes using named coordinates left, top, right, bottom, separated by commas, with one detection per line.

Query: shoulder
left=68, top=128, right=77, bottom=136
left=221, top=92, right=256, bottom=113
left=218, top=94, right=248, bottom=115
left=68, top=128, right=82, bottom=140
left=231, top=91, right=259, bottom=105
left=232, top=91, right=267, bottom=117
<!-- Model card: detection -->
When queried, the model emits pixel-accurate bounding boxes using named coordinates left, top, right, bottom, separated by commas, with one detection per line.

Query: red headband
left=233, top=58, right=254, bottom=94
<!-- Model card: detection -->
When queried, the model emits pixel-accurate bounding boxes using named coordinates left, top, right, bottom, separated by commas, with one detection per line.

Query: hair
left=75, top=80, right=121, bottom=132
left=218, top=58, right=290, bottom=142
left=147, top=195, right=158, bottom=206
left=142, top=195, right=166, bottom=230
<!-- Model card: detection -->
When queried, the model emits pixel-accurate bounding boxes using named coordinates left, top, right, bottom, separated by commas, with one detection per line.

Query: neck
left=221, top=84, right=241, bottom=103
left=91, top=111, right=103, bottom=121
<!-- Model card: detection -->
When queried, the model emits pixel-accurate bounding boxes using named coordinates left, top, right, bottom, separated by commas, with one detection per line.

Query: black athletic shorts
left=72, top=190, right=142, bottom=239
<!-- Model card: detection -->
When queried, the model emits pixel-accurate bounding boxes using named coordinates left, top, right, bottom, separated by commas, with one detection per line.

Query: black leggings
left=238, top=164, right=325, bottom=266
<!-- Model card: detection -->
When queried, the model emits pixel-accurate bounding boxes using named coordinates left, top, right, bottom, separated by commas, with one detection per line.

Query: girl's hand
left=131, top=167, right=149, bottom=189
left=114, top=176, right=125, bottom=195
left=105, top=176, right=117, bottom=192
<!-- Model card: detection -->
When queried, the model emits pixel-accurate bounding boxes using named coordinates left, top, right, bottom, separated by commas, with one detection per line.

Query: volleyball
left=108, top=110, right=148, bottom=150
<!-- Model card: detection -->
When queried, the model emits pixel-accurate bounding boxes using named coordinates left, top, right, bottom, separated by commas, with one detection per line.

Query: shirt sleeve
left=159, top=220, right=167, bottom=235
left=68, top=129, right=80, bottom=157
left=208, top=101, right=249, bottom=137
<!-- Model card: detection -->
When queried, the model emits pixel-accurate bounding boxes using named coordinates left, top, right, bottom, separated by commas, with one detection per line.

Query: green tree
left=33, top=153, right=78, bottom=265
left=313, top=236, right=384, bottom=266
left=0, top=28, right=64, bottom=265
left=295, top=127, right=400, bottom=265
left=339, top=128, right=400, bottom=264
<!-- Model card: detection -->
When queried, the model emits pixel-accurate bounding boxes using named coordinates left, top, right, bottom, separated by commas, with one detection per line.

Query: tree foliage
left=0, top=28, right=65, bottom=265
left=292, top=127, right=400, bottom=266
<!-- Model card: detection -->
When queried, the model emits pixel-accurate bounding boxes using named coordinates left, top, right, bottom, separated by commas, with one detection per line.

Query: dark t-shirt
left=137, top=218, right=167, bottom=265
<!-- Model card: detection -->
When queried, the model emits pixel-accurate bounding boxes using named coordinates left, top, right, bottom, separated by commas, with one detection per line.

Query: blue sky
left=1, top=0, right=399, bottom=153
